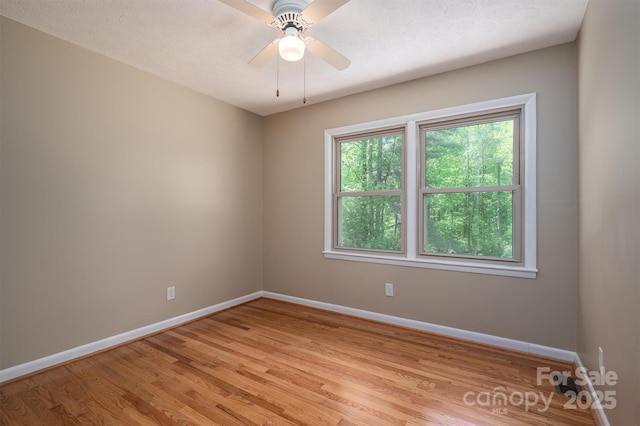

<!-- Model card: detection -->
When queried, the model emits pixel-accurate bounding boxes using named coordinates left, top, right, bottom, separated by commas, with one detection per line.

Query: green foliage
left=340, top=135, right=402, bottom=192
left=424, top=119, right=515, bottom=258
left=335, top=118, right=517, bottom=258
left=425, top=120, right=514, bottom=188
left=425, top=192, right=513, bottom=258
left=339, top=196, right=402, bottom=251
left=338, top=135, right=402, bottom=251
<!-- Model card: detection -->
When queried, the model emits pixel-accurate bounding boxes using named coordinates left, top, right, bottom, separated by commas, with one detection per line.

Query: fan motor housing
left=272, top=0, right=309, bottom=30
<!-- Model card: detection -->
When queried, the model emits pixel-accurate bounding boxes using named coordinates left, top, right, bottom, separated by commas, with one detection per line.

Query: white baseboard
left=0, top=291, right=263, bottom=383
left=1, top=290, right=581, bottom=386
left=262, top=291, right=577, bottom=362
left=574, top=354, right=611, bottom=426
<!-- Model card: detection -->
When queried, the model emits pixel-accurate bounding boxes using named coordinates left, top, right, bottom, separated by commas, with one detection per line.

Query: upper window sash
left=419, top=110, right=522, bottom=189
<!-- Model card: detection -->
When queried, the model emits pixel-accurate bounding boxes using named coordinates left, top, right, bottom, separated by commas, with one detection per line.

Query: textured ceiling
left=0, top=0, right=588, bottom=116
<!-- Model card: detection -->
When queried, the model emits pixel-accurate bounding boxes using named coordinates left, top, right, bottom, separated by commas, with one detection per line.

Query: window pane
left=424, top=192, right=513, bottom=258
left=425, top=119, right=514, bottom=189
left=338, top=196, right=401, bottom=251
left=340, top=134, right=402, bottom=192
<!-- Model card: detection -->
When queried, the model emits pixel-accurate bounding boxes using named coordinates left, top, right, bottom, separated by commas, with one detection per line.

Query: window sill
left=323, top=250, right=537, bottom=279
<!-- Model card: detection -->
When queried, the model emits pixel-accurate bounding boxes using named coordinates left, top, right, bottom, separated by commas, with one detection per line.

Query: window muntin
left=334, top=129, right=404, bottom=253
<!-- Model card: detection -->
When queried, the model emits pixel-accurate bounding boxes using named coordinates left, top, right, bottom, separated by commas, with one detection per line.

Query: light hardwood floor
left=1, top=298, right=596, bottom=425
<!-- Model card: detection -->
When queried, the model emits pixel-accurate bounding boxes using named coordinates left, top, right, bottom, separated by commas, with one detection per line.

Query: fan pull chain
left=276, top=55, right=280, bottom=97
left=303, top=55, right=307, bottom=104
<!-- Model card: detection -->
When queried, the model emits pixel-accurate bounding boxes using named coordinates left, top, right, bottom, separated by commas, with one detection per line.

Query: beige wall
left=577, top=1, right=640, bottom=424
left=0, top=17, right=263, bottom=369
left=263, top=43, right=579, bottom=350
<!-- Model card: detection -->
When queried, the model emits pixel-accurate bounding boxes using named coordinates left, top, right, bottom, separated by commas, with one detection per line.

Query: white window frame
left=323, top=93, right=537, bottom=279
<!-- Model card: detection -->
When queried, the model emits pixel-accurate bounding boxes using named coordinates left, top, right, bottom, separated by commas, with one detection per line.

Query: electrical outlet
left=167, top=286, right=176, bottom=301
left=385, top=283, right=394, bottom=297
left=599, top=346, right=604, bottom=371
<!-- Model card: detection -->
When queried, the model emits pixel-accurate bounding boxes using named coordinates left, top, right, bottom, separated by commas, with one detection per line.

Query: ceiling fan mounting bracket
left=271, top=0, right=310, bottom=33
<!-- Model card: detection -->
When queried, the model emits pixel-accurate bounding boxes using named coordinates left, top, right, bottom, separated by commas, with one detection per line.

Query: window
left=335, top=129, right=404, bottom=252
left=324, top=94, right=537, bottom=278
left=420, top=111, right=521, bottom=263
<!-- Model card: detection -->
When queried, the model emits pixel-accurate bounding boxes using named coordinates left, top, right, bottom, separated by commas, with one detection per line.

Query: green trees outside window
left=422, top=117, right=518, bottom=259
left=333, top=110, right=522, bottom=262
left=336, top=133, right=403, bottom=251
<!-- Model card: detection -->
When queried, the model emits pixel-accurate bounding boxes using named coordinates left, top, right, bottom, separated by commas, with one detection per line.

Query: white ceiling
left=0, top=0, right=588, bottom=116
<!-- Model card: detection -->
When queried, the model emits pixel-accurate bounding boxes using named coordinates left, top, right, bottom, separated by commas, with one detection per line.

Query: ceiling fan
left=218, top=0, right=351, bottom=71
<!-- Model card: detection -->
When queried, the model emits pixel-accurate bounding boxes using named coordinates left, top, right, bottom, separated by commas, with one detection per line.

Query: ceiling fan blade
left=217, top=0, right=274, bottom=23
left=248, top=39, right=280, bottom=67
left=301, top=0, right=350, bottom=24
left=306, top=38, right=351, bottom=70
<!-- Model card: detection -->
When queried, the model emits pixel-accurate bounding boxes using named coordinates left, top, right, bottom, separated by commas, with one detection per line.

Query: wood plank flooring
left=1, top=298, right=596, bottom=425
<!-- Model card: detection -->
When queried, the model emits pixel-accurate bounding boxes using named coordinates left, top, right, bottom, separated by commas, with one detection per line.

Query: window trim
left=324, top=93, right=537, bottom=279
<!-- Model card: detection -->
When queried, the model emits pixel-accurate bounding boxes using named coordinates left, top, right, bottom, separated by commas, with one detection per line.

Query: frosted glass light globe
left=278, top=28, right=305, bottom=62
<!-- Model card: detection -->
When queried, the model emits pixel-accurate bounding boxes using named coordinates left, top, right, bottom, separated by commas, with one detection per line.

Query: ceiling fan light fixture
left=278, top=27, right=305, bottom=62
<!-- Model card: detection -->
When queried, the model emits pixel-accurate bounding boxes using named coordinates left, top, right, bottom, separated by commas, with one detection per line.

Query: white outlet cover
left=167, top=286, right=176, bottom=300
left=385, top=283, right=394, bottom=296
